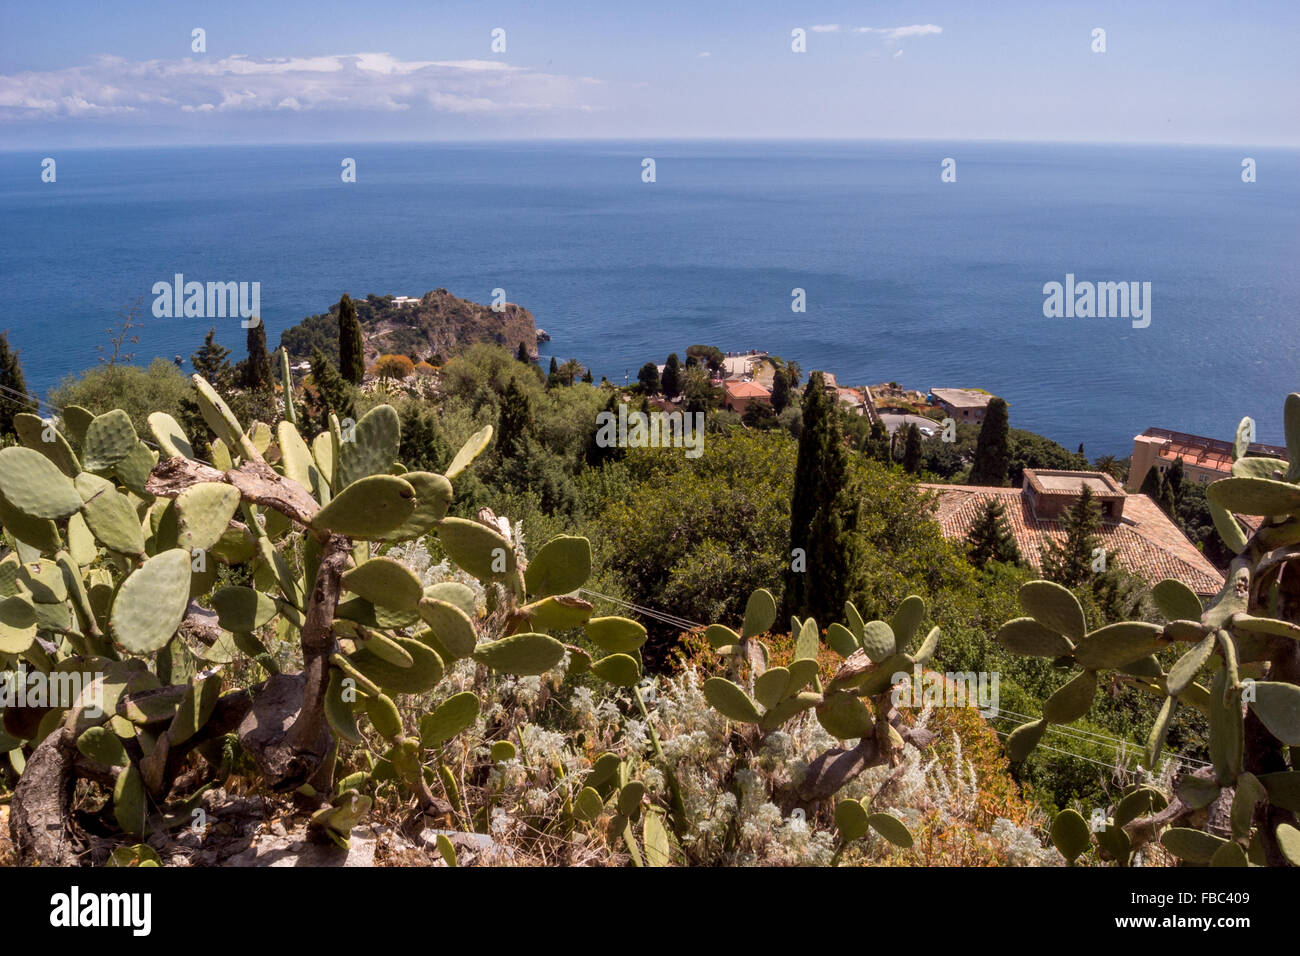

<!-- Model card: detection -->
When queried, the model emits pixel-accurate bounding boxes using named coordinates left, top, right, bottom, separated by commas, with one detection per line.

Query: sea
left=1, top=140, right=1297, bottom=456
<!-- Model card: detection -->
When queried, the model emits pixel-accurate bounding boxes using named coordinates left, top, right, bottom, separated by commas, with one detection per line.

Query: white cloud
left=810, top=24, right=841, bottom=33
left=697, top=51, right=711, bottom=58
left=855, top=24, right=943, bottom=41
left=0, top=51, right=596, bottom=120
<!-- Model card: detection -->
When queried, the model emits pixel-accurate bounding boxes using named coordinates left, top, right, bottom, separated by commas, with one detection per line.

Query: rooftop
left=920, top=482, right=1225, bottom=596
left=724, top=380, right=771, bottom=398
left=931, top=387, right=996, bottom=409
left=1024, top=468, right=1125, bottom=498
left=1137, top=426, right=1287, bottom=473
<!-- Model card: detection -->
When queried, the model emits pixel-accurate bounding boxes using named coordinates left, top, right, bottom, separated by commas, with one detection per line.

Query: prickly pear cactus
left=0, top=370, right=644, bottom=865
left=995, top=393, right=1300, bottom=867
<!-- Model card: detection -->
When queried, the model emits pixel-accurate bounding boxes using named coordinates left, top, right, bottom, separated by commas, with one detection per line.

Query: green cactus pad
left=1247, top=681, right=1300, bottom=745
left=760, top=691, right=822, bottom=729
left=325, top=668, right=363, bottom=744
left=1166, top=633, right=1216, bottom=695
left=383, top=471, right=453, bottom=541
left=0, top=490, right=61, bottom=554
left=113, top=764, right=147, bottom=837
left=0, top=595, right=38, bottom=654
left=472, top=632, right=565, bottom=675
left=310, top=474, right=416, bottom=539
left=1049, top=809, right=1091, bottom=863
left=342, top=557, right=423, bottom=610
left=148, top=412, right=195, bottom=460
left=1208, top=476, right=1300, bottom=516
left=1042, top=670, right=1097, bottom=724
left=61, top=405, right=95, bottom=444
left=591, top=653, right=641, bottom=686
left=113, top=441, right=157, bottom=499
left=573, top=786, right=604, bottom=822
left=419, top=692, right=480, bottom=748
left=311, top=430, right=335, bottom=493
left=741, top=588, right=777, bottom=638
left=889, top=595, right=926, bottom=653
left=794, top=617, right=820, bottom=661
left=0, top=447, right=83, bottom=520
left=753, top=667, right=791, bottom=710
left=211, top=587, right=278, bottom=632
left=705, top=624, right=740, bottom=650
left=817, top=690, right=873, bottom=739
left=444, top=425, right=493, bottom=479
left=110, top=549, right=191, bottom=654
left=423, top=581, right=477, bottom=617
left=491, top=739, right=516, bottom=762
left=360, top=631, right=414, bottom=668
left=366, top=693, right=403, bottom=739
left=703, top=677, right=761, bottom=723
left=346, top=637, right=444, bottom=694
left=436, top=517, right=514, bottom=582
left=277, top=420, right=323, bottom=500
left=843, top=600, right=865, bottom=641
left=1144, top=696, right=1175, bottom=770
left=1005, top=718, right=1047, bottom=761
left=1151, top=578, right=1203, bottom=623
left=13, top=412, right=81, bottom=477
left=191, top=375, right=244, bottom=451
left=913, top=626, right=942, bottom=665
left=585, top=616, right=647, bottom=654
left=867, top=812, right=914, bottom=849
left=77, top=725, right=128, bottom=766
left=173, top=482, right=241, bottom=553
left=1209, top=666, right=1244, bottom=784
left=1018, top=580, right=1087, bottom=639
left=1160, top=827, right=1228, bottom=865
left=337, top=404, right=400, bottom=489
left=167, top=674, right=223, bottom=746
left=415, top=598, right=478, bottom=658
left=616, top=780, right=646, bottom=818
left=523, top=534, right=591, bottom=598
left=860, top=620, right=896, bottom=661
left=825, top=623, right=859, bottom=658
left=834, top=798, right=870, bottom=842
left=522, top=594, right=593, bottom=631
left=81, top=409, right=138, bottom=473
left=77, top=472, right=146, bottom=557
left=1074, top=622, right=1165, bottom=669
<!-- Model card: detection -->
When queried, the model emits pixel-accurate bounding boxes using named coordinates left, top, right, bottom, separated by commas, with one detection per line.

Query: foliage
left=0, top=332, right=30, bottom=438
left=338, top=293, right=365, bottom=385
left=969, top=397, right=1011, bottom=486
left=967, top=497, right=1022, bottom=568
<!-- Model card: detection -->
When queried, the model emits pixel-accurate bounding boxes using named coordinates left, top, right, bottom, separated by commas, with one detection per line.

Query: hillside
left=279, top=289, right=539, bottom=366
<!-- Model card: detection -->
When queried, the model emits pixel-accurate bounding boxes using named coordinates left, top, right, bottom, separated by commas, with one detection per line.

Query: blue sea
left=1, top=140, right=1297, bottom=455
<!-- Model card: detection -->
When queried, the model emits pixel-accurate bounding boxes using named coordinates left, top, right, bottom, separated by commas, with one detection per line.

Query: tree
left=782, top=371, right=860, bottom=624
left=662, top=353, right=682, bottom=399
left=863, top=419, right=890, bottom=462
left=581, top=368, right=593, bottom=384
left=1041, top=486, right=1101, bottom=588
left=0, top=332, right=30, bottom=437
left=682, top=365, right=719, bottom=415
left=497, top=378, right=532, bottom=463
left=373, top=354, right=414, bottom=381
left=770, top=368, right=790, bottom=413
left=1138, top=463, right=1164, bottom=501
left=337, top=293, right=365, bottom=385
left=311, top=347, right=355, bottom=422
left=969, top=397, right=1011, bottom=485
left=547, top=356, right=559, bottom=388
left=557, top=358, right=585, bottom=386
left=902, top=423, right=923, bottom=474
left=966, top=497, right=1021, bottom=567
left=637, top=362, right=661, bottom=395
left=242, top=321, right=274, bottom=392
left=191, top=328, right=232, bottom=388
left=516, top=342, right=531, bottom=363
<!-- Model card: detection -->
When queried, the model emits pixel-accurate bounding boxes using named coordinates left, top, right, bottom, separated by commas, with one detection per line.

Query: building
left=922, top=469, right=1224, bottom=596
left=1127, top=426, right=1288, bottom=492
left=722, top=380, right=772, bottom=415
left=931, top=388, right=997, bottom=424
left=391, top=296, right=422, bottom=307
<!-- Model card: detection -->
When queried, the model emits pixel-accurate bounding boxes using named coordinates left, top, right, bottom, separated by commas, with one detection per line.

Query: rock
left=225, top=826, right=377, bottom=867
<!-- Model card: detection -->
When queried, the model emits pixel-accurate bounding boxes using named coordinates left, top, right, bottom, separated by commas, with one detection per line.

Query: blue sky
left=1, top=0, right=1296, bottom=147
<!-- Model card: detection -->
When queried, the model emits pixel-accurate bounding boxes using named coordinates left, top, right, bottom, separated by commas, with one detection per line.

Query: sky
left=1, top=0, right=1297, bottom=147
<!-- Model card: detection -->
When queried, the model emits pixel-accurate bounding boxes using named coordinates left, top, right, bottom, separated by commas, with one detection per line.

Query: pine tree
left=337, top=294, right=365, bottom=385
left=1042, top=486, right=1101, bottom=588
left=637, top=362, right=660, bottom=395
left=243, top=321, right=274, bottom=391
left=969, top=397, right=1011, bottom=485
left=782, top=371, right=860, bottom=624
left=902, top=423, right=923, bottom=474
left=191, top=327, right=232, bottom=387
left=1139, top=464, right=1164, bottom=501
left=967, top=497, right=1022, bottom=567
left=497, top=379, right=532, bottom=463
left=546, top=356, right=559, bottom=389
left=581, top=368, right=593, bottom=384
left=1162, top=458, right=1185, bottom=513
left=0, top=332, right=29, bottom=437
left=585, top=392, right=625, bottom=466
left=866, top=419, right=890, bottom=462
left=770, top=368, right=790, bottom=413
left=662, top=353, right=681, bottom=398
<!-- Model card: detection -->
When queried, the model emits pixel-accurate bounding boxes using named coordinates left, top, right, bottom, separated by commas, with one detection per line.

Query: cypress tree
left=191, top=327, right=232, bottom=387
left=516, top=342, right=531, bottom=363
left=497, top=378, right=532, bottom=463
left=969, top=397, right=1011, bottom=485
left=661, top=353, right=682, bottom=399
left=337, top=294, right=365, bottom=385
left=1139, top=463, right=1164, bottom=501
left=581, top=367, right=593, bottom=384
left=0, top=332, right=29, bottom=437
left=770, top=368, right=790, bottom=413
left=547, top=356, right=559, bottom=389
left=967, top=497, right=1022, bottom=567
left=243, top=321, right=274, bottom=391
left=311, top=347, right=355, bottom=421
left=782, top=371, right=860, bottom=624
left=1042, top=486, right=1101, bottom=588
left=902, top=423, right=923, bottom=474
left=637, top=362, right=660, bottom=395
